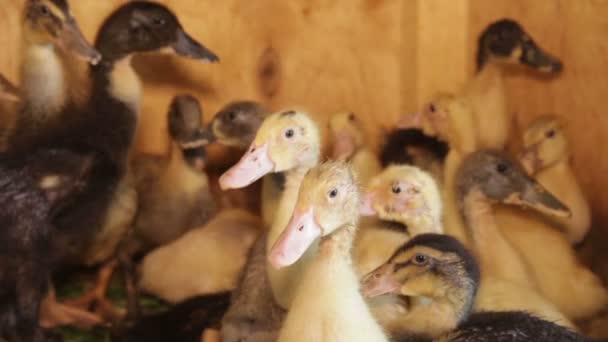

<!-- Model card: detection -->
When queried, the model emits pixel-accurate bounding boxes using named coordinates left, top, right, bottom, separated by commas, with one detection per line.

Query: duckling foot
left=39, top=288, right=106, bottom=329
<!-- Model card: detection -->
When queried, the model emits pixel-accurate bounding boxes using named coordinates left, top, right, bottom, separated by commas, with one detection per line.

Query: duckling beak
left=173, top=29, right=219, bottom=63
left=360, top=191, right=378, bottom=216
left=269, top=207, right=321, bottom=269
left=178, top=129, right=214, bottom=149
left=504, top=180, right=572, bottom=218
left=219, top=142, right=274, bottom=190
left=361, top=264, right=401, bottom=298
left=519, top=143, right=542, bottom=175
left=520, top=39, right=563, bottom=73
left=332, top=131, right=356, bottom=160
left=58, top=18, right=101, bottom=65
left=395, top=112, right=422, bottom=130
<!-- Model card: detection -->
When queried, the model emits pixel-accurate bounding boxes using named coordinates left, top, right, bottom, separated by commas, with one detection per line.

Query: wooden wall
left=1, top=0, right=608, bottom=224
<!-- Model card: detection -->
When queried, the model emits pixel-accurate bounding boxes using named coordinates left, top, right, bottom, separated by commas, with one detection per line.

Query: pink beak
left=268, top=207, right=321, bottom=269
left=361, top=264, right=401, bottom=298
left=360, top=191, right=377, bottom=216
left=395, top=112, right=422, bottom=129
left=219, top=142, right=275, bottom=190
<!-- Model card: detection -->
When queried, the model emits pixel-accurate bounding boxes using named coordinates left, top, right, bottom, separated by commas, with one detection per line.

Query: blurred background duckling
left=355, top=165, right=443, bottom=277
left=268, top=161, right=389, bottom=342
left=361, top=234, right=591, bottom=342
left=40, top=1, right=219, bottom=327
left=219, top=110, right=321, bottom=341
left=492, top=118, right=606, bottom=321
left=456, top=150, right=575, bottom=328
left=328, top=111, right=381, bottom=185
left=462, top=18, right=563, bottom=151
left=519, top=115, right=591, bottom=244
left=8, top=0, right=101, bottom=153
left=131, top=94, right=216, bottom=251
left=0, top=74, right=21, bottom=150
left=0, top=148, right=92, bottom=342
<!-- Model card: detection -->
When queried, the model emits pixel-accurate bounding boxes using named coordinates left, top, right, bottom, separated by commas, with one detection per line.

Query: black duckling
left=42, top=1, right=218, bottom=326
left=132, top=94, right=216, bottom=250
left=0, top=148, right=92, bottom=342
left=362, top=234, right=592, bottom=342
left=8, top=0, right=100, bottom=152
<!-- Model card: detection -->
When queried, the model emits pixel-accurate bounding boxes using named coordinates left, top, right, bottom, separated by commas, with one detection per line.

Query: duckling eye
left=39, top=5, right=50, bottom=16
left=152, top=17, right=166, bottom=26
left=545, top=129, right=556, bottom=139
left=227, top=111, right=236, bottom=121
left=285, top=129, right=295, bottom=139
left=391, top=185, right=401, bottom=194
left=496, top=163, right=509, bottom=174
left=328, top=188, right=338, bottom=199
left=413, top=254, right=429, bottom=266
left=429, top=104, right=436, bottom=113
left=348, top=113, right=356, bottom=121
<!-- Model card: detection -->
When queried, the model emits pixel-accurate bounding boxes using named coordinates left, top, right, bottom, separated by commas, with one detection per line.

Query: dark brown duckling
left=132, top=94, right=216, bottom=250
left=40, top=1, right=218, bottom=326
left=362, top=234, right=592, bottom=342
left=0, top=148, right=92, bottom=342
left=8, top=0, right=100, bottom=153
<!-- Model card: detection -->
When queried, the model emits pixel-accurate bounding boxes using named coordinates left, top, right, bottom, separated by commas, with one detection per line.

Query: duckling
left=219, top=110, right=321, bottom=341
left=132, top=95, right=216, bottom=249
left=45, top=1, right=219, bottom=322
left=220, top=109, right=321, bottom=309
left=361, top=234, right=590, bottom=342
left=463, top=19, right=562, bottom=150
left=0, top=148, right=92, bottom=342
left=518, top=115, right=591, bottom=244
left=329, top=111, right=381, bottom=185
left=138, top=208, right=262, bottom=303
left=456, top=150, right=575, bottom=328
left=355, top=165, right=443, bottom=276
left=9, top=0, right=101, bottom=152
left=268, top=161, right=389, bottom=342
left=205, top=100, right=281, bottom=225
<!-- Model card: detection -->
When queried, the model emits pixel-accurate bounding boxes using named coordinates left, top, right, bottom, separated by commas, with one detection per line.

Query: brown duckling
left=132, top=95, right=216, bottom=250
left=329, top=111, right=381, bottom=185
left=9, top=0, right=100, bottom=152
left=268, top=161, right=389, bottom=342
left=362, top=234, right=591, bottom=342
left=0, top=148, right=92, bottom=342
left=463, top=19, right=562, bottom=150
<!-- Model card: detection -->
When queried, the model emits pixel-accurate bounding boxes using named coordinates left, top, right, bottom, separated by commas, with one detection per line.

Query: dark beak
left=173, top=29, right=219, bottom=63
left=178, top=129, right=214, bottom=149
left=504, top=177, right=571, bottom=218
left=520, top=39, right=563, bottom=73
left=58, top=18, right=102, bottom=65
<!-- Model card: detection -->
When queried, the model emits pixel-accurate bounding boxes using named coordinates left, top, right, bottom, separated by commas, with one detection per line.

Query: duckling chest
left=108, top=58, right=143, bottom=114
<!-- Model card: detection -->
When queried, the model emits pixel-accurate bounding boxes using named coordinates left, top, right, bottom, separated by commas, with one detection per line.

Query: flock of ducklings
left=0, top=1, right=605, bottom=342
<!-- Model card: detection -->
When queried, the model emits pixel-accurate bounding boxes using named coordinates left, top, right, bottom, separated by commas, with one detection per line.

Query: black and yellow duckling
left=41, top=1, right=219, bottom=326
left=464, top=18, right=563, bottom=150
left=0, top=148, right=92, bottom=342
left=132, top=95, right=216, bottom=250
left=362, top=234, right=591, bottom=342
left=9, top=0, right=100, bottom=152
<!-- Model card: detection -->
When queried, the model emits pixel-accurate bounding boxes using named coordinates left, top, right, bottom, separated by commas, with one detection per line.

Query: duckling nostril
left=298, top=225, right=304, bottom=232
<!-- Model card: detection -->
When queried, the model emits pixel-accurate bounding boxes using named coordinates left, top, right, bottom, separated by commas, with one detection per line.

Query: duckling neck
left=20, top=44, right=67, bottom=117
left=319, top=223, right=357, bottom=261
left=92, top=56, right=143, bottom=114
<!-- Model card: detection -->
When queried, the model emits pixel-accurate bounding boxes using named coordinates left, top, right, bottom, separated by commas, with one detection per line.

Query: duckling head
left=520, top=115, right=569, bottom=174
left=167, top=95, right=210, bottom=171
left=361, top=165, right=442, bottom=234
left=207, top=100, right=268, bottom=148
left=361, top=234, right=479, bottom=323
left=0, top=75, right=20, bottom=102
left=95, top=1, right=218, bottom=63
left=23, top=0, right=101, bottom=64
left=456, top=150, right=571, bottom=218
left=219, top=110, right=321, bottom=190
left=268, top=161, right=360, bottom=268
left=23, top=148, right=93, bottom=206
left=328, top=111, right=365, bottom=160
left=477, top=19, right=562, bottom=73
